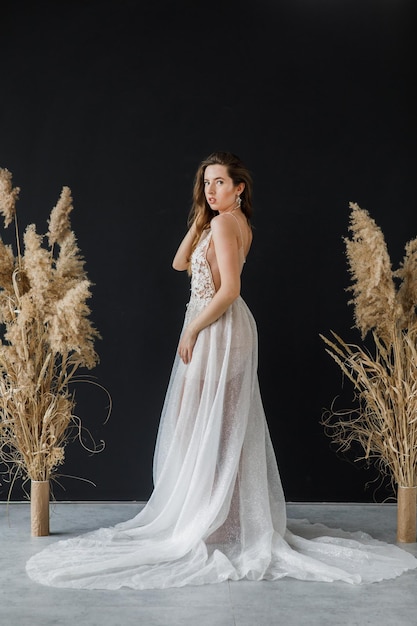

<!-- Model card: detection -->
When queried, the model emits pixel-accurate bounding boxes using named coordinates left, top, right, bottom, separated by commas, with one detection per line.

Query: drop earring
left=236, top=195, right=242, bottom=207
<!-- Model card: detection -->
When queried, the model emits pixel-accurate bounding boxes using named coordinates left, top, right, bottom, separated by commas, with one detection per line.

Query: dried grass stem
left=321, top=203, right=417, bottom=489
left=0, top=168, right=104, bottom=490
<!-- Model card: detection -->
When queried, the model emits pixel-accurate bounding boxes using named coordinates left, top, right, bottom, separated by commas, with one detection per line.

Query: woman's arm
left=177, top=215, right=241, bottom=364
left=172, top=222, right=197, bottom=271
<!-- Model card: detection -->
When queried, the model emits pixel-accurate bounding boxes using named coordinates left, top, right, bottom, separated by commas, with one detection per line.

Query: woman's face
left=203, top=164, right=243, bottom=213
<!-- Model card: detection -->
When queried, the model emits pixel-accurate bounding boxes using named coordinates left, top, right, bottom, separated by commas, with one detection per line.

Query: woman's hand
left=178, top=325, right=199, bottom=364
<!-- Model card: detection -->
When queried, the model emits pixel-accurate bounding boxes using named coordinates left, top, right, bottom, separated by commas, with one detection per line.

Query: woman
left=26, top=152, right=417, bottom=589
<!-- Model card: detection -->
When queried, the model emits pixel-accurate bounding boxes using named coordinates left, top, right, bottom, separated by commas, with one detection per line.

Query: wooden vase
left=30, top=480, right=50, bottom=536
left=397, top=485, right=417, bottom=543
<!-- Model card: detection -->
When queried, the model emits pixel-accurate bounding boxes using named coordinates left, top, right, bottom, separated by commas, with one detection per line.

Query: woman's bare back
left=206, top=211, right=252, bottom=291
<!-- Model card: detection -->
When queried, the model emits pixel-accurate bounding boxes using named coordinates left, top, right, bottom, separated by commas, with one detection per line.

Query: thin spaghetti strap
left=222, top=212, right=245, bottom=250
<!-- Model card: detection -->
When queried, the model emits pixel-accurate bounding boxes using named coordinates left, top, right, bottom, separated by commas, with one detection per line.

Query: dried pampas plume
left=0, top=168, right=108, bottom=493
left=344, top=202, right=397, bottom=343
left=0, top=167, right=19, bottom=228
left=47, top=186, right=73, bottom=247
left=320, top=202, right=417, bottom=490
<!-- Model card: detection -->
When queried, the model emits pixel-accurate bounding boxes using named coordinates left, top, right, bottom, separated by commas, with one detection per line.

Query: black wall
left=1, top=0, right=416, bottom=502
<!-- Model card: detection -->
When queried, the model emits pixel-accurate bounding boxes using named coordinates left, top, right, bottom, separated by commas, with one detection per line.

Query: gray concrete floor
left=1, top=502, right=417, bottom=626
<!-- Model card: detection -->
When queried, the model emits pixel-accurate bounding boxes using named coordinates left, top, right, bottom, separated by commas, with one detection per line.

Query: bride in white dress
left=26, top=152, right=417, bottom=589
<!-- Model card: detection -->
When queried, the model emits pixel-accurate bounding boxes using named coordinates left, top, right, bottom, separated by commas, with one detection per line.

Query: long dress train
left=26, top=229, right=417, bottom=589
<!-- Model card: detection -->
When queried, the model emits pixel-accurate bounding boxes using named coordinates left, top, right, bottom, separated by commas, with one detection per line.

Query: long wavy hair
left=187, top=151, right=253, bottom=267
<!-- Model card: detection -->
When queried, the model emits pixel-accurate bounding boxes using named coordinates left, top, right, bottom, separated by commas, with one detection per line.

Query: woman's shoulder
left=211, top=213, right=238, bottom=231
left=211, top=212, right=251, bottom=238
left=212, top=213, right=253, bottom=256
left=210, top=216, right=239, bottom=246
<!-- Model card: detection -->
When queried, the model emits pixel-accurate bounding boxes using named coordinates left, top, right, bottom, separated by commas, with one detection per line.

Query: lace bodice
left=189, top=230, right=215, bottom=305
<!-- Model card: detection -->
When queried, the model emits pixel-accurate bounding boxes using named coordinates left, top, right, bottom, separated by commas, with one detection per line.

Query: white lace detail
left=189, top=230, right=215, bottom=306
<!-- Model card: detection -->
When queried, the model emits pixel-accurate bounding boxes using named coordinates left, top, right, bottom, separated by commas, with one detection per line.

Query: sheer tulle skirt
left=26, top=297, right=417, bottom=589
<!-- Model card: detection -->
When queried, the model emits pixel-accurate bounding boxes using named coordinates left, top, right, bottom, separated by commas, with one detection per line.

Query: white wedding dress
left=26, top=227, right=417, bottom=589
